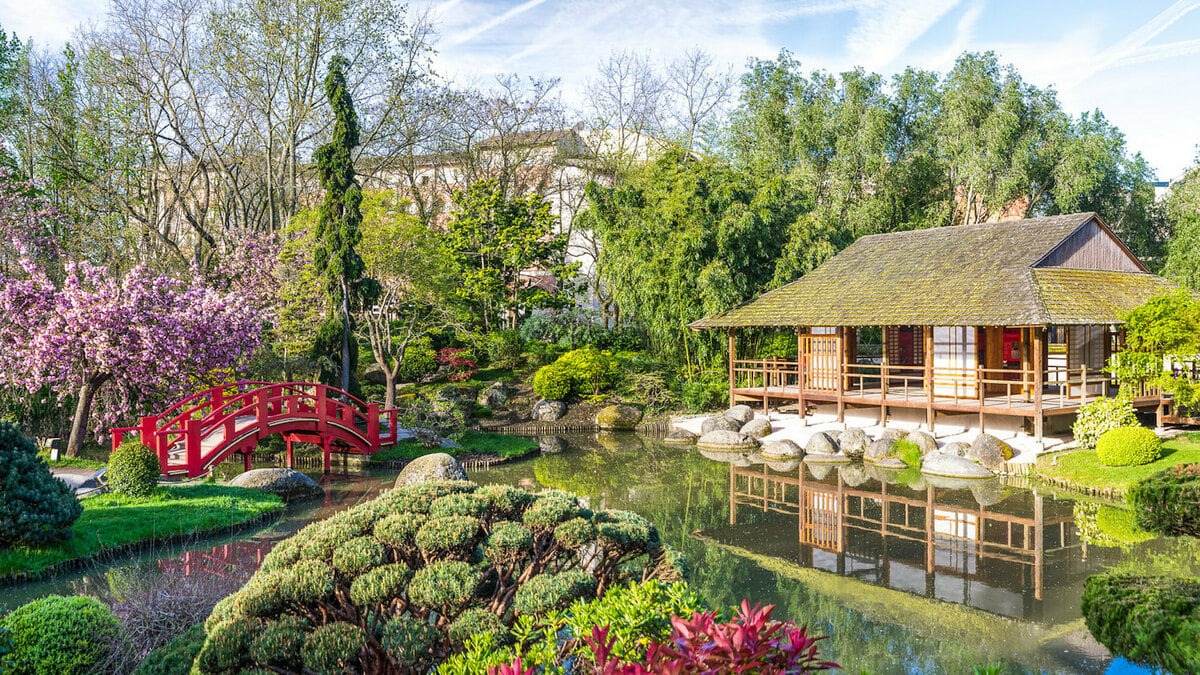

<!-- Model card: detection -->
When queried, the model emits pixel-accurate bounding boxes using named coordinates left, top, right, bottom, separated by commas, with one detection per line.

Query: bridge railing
left=111, top=381, right=400, bottom=476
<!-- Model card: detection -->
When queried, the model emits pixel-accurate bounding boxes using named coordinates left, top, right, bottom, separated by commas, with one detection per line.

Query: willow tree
left=312, top=55, right=376, bottom=392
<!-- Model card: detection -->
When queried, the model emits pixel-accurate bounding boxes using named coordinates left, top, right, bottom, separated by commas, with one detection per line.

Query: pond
left=11, top=433, right=1198, bottom=673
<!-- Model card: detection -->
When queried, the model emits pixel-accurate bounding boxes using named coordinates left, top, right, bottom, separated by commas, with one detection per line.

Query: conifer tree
left=312, top=55, right=376, bottom=392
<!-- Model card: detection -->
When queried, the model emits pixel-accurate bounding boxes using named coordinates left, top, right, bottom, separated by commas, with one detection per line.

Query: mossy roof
left=692, top=213, right=1177, bottom=329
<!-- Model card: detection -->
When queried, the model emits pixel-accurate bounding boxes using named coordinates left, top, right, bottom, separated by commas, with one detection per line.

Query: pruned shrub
left=1072, top=396, right=1138, bottom=451
left=1082, top=573, right=1200, bottom=673
left=1128, top=464, right=1200, bottom=536
left=133, top=624, right=206, bottom=675
left=1096, top=426, right=1161, bottom=467
left=485, top=330, right=526, bottom=369
left=532, top=347, right=621, bottom=401
left=0, top=421, right=81, bottom=547
left=192, top=481, right=678, bottom=673
left=1, top=595, right=122, bottom=674
left=108, top=440, right=162, bottom=498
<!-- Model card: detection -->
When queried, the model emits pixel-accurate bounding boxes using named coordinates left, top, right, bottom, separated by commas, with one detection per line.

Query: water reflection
left=710, top=461, right=1103, bottom=623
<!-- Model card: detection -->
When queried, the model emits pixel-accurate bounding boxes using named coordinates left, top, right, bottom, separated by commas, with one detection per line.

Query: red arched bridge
left=110, top=382, right=400, bottom=477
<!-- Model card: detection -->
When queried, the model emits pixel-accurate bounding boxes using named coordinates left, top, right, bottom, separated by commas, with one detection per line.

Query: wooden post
left=1033, top=327, right=1045, bottom=442
left=728, top=330, right=736, bottom=407
left=761, top=359, right=769, bottom=412
left=243, top=451, right=252, bottom=472
left=285, top=436, right=295, bottom=469
left=797, top=328, right=806, bottom=419
left=923, top=326, right=934, bottom=432
left=367, top=403, right=380, bottom=449
left=322, top=438, right=332, bottom=475
left=836, top=327, right=846, bottom=423
left=186, top=418, right=202, bottom=478
left=977, top=364, right=985, bottom=433
left=880, top=327, right=889, bottom=425
left=729, top=465, right=737, bottom=525
left=1081, top=365, right=1089, bottom=405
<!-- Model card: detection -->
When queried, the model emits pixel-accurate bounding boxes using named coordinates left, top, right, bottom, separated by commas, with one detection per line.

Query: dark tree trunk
left=67, top=376, right=105, bottom=458
left=384, top=372, right=396, bottom=411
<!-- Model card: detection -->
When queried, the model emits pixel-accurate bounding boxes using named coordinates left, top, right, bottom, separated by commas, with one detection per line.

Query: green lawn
left=38, top=450, right=106, bottom=470
left=1034, top=432, right=1200, bottom=496
left=0, top=484, right=284, bottom=579
left=369, top=431, right=538, bottom=464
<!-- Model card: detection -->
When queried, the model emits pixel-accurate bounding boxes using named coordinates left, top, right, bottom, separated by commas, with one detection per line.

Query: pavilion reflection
left=711, top=460, right=1108, bottom=623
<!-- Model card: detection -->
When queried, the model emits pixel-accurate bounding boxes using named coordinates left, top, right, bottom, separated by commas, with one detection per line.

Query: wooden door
left=802, top=332, right=839, bottom=391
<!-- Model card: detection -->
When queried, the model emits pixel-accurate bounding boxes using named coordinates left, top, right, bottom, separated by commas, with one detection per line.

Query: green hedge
left=1082, top=573, right=1200, bottom=672
left=1096, top=426, right=1162, bottom=467
left=1, top=595, right=122, bottom=674
left=1128, top=464, right=1200, bottom=537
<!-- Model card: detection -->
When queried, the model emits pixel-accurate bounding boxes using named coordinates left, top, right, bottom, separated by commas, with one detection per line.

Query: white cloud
left=845, top=0, right=961, bottom=69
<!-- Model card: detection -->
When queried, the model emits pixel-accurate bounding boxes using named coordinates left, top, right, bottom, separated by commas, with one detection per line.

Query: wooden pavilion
left=691, top=213, right=1177, bottom=440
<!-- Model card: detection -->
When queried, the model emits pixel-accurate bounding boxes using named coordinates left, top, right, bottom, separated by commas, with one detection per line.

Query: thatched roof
left=692, top=213, right=1177, bottom=329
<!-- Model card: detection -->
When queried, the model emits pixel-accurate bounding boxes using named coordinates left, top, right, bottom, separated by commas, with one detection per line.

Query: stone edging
left=0, top=505, right=286, bottom=588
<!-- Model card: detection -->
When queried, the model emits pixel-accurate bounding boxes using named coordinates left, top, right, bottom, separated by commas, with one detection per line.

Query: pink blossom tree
left=0, top=172, right=264, bottom=457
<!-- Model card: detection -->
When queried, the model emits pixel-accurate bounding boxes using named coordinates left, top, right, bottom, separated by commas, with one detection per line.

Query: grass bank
left=1032, top=432, right=1200, bottom=499
left=369, top=431, right=539, bottom=465
left=0, top=484, right=283, bottom=582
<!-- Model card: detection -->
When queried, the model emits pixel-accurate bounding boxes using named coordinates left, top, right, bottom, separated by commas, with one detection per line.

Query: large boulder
left=394, top=453, right=468, bottom=487
left=701, top=416, right=742, bottom=434
left=477, top=382, right=511, bottom=409
left=726, top=405, right=756, bottom=425
left=663, top=428, right=699, bottom=445
left=920, top=451, right=995, bottom=479
left=967, top=434, right=1015, bottom=472
left=761, top=440, right=803, bottom=460
left=878, top=428, right=907, bottom=442
left=741, top=418, right=774, bottom=439
left=805, top=432, right=839, bottom=455
left=362, top=363, right=388, bottom=385
left=838, top=428, right=869, bottom=460
left=597, top=404, right=643, bottom=430
left=943, top=441, right=971, bottom=457
left=531, top=399, right=568, bottom=422
left=229, top=468, right=323, bottom=501
left=905, top=431, right=939, bottom=456
left=864, top=438, right=897, bottom=463
left=696, top=430, right=760, bottom=450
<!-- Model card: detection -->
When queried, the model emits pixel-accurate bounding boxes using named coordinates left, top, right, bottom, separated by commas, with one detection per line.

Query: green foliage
left=1129, top=464, right=1200, bottom=537
left=447, top=607, right=509, bottom=647
left=1034, top=433, right=1200, bottom=497
left=894, top=440, right=923, bottom=467
left=108, top=440, right=161, bottom=498
left=1082, top=573, right=1200, bottom=673
left=396, top=336, right=439, bottom=382
left=446, top=179, right=578, bottom=330
left=1072, top=395, right=1138, bottom=451
left=678, top=374, right=727, bottom=413
left=1124, top=290, right=1200, bottom=356
left=1164, top=167, right=1200, bottom=290
left=2, top=595, right=121, bottom=674
left=532, top=363, right=572, bottom=401
left=415, top=516, right=481, bottom=559
left=513, top=570, right=597, bottom=616
left=194, top=481, right=676, bottom=673
left=0, top=421, right=81, bottom=548
left=485, top=330, right=526, bottom=369
left=563, top=581, right=709, bottom=662
left=1096, top=426, right=1162, bottom=467
left=302, top=621, right=365, bottom=674
left=532, top=347, right=621, bottom=400
left=133, top=624, right=206, bottom=675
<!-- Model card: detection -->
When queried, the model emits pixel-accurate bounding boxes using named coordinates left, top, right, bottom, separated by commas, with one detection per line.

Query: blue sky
left=5, top=0, right=1200, bottom=179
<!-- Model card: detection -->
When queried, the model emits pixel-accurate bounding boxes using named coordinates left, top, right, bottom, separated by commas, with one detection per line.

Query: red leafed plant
left=437, top=347, right=478, bottom=382
left=487, top=657, right=536, bottom=675
left=577, top=601, right=839, bottom=674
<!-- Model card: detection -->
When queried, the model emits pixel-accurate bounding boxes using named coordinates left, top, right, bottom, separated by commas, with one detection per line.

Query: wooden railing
left=733, top=358, right=1141, bottom=411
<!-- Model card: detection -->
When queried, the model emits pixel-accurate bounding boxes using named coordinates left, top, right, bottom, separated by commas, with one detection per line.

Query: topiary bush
left=1128, top=464, right=1200, bottom=537
left=0, top=421, right=82, bottom=548
left=1072, top=395, right=1138, bottom=451
left=1082, top=573, right=1200, bottom=673
left=133, top=624, right=206, bottom=675
left=1096, top=426, right=1162, bottom=467
left=192, top=481, right=682, bottom=673
left=1, top=595, right=122, bottom=674
left=532, top=348, right=621, bottom=401
left=108, top=440, right=162, bottom=498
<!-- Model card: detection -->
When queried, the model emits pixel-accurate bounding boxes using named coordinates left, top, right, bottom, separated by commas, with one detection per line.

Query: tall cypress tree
left=312, top=55, right=376, bottom=393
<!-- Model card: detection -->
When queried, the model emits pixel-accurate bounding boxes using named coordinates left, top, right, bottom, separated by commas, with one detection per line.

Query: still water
left=11, top=433, right=1198, bottom=674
